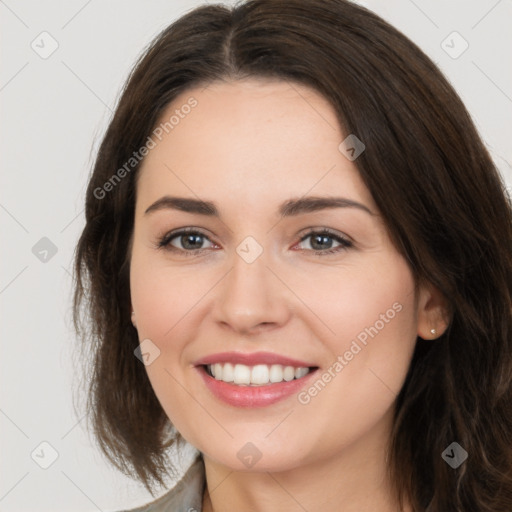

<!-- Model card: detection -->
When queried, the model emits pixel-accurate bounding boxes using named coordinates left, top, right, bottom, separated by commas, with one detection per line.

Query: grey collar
left=123, top=453, right=205, bottom=512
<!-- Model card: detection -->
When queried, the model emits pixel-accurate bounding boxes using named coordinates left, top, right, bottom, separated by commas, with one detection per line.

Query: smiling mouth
left=203, top=363, right=318, bottom=386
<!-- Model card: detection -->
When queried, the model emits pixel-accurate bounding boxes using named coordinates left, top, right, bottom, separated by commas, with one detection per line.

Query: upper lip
left=194, top=351, right=317, bottom=368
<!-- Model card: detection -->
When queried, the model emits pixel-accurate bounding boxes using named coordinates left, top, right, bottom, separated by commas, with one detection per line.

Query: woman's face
left=130, top=78, right=436, bottom=473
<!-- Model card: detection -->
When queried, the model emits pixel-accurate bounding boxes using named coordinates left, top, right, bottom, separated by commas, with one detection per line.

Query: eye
left=156, top=228, right=216, bottom=256
left=294, top=228, right=353, bottom=255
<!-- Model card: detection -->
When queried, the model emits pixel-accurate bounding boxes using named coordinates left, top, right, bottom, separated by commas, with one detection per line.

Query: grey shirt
left=121, top=454, right=206, bottom=512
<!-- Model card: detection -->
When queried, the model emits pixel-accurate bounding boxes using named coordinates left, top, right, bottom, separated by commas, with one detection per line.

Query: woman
left=73, top=0, right=512, bottom=510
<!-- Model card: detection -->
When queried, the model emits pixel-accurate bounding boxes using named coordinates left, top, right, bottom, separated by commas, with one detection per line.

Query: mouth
left=196, top=363, right=320, bottom=408
left=203, top=363, right=318, bottom=386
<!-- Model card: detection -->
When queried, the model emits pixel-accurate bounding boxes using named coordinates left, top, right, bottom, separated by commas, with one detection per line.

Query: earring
left=430, top=328, right=437, bottom=336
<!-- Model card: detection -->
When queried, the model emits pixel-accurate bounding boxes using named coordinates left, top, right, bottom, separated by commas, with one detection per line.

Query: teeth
left=251, top=364, right=269, bottom=385
left=295, top=367, right=310, bottom=379
left=206, top=363, right=311, bottom=386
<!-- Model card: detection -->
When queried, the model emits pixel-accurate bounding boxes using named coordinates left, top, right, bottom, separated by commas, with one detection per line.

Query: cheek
left=130, top=248, right=206, bottom=342
left=327, top=279, right=416, bottom=355
left=291, top=254, right=417, bottom=355
left=295, top=257, right=418, bottom=437
left=129, top=253, right=207, bottom=428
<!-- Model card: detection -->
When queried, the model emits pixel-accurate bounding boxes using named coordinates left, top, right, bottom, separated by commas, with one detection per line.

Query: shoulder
left=117, top=453, right=205, bottom=512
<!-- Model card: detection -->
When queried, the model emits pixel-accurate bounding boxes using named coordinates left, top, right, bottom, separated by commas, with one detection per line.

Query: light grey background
left=1, top=0, right=511, bottom=511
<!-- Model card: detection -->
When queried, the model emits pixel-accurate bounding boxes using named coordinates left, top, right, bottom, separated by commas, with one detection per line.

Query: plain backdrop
left=1, top=0, right=511, bottom=510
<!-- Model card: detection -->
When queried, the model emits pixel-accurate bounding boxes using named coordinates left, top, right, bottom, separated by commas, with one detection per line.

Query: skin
left=129, top=78, right=448, bottom=512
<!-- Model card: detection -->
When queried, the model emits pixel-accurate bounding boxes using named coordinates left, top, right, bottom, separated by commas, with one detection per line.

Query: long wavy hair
left=72, top=0, right=512, bottom=509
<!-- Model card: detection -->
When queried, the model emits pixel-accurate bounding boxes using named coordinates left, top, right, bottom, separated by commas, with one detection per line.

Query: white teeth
left=214, top=363, right=223, bottom=381
left=233, top=364, right=251, bottom=385
left=207, top=363, right=312, bottom=386
left=221, top=362, right=234, bottom=383
left=295, top=367, right=309, bottom=379
left=283, top=366, right=295, bottom=381
left=269, top=364, right=283, bottom=383
left=251, top=364, right=269, bottom=385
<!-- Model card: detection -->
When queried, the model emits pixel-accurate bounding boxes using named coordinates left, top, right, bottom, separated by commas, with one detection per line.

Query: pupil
left=183, top=234, right=202, bottom=249
left=312, top=234, right=332, bottom=250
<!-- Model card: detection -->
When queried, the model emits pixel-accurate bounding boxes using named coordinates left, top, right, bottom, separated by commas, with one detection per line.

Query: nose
left=213, top=245, right=292, bottom=335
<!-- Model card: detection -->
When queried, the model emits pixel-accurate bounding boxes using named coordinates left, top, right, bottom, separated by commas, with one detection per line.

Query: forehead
left=136, top=78, right=375, bottom=215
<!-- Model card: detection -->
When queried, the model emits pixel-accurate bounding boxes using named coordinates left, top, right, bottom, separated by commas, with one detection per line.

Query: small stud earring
left=430, top=328, right=436, bottom=336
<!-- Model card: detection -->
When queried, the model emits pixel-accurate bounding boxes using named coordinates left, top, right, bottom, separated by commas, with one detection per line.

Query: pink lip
left=194, top=351, right=316, bottom=368
left=196, top=365, right=319, bottom=408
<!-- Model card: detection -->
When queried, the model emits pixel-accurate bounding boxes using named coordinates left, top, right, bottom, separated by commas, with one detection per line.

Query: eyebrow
left=144, top=195, right=374, bottom=217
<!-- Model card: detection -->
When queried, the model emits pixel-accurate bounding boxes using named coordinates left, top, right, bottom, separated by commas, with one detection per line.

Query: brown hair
left=72, top=0, right=512, bottom=509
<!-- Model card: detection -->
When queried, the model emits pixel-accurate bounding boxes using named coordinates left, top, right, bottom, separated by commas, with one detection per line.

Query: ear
left=416, top=281, right=450, bottom=340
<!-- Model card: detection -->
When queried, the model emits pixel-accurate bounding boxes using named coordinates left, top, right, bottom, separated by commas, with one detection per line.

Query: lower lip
left=196, top=366, right=318, bottom=408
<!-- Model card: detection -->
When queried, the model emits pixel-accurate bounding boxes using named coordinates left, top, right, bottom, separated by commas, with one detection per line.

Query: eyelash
left=155, top=227, right=353, bottom=257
